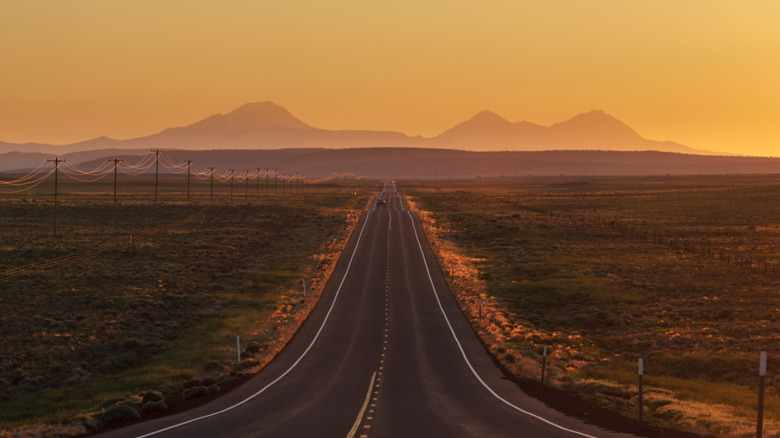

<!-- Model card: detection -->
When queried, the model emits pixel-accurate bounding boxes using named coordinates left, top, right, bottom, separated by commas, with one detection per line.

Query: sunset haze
left=1, top=1, right=779, bottom=156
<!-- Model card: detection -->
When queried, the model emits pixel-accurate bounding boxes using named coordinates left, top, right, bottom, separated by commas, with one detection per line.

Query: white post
left=638, top=358, right=644, bottom=430
left=758, top=351, right=767, bottom=437
left=237, top=335, right=241, bottom=362
left=302, top=279, right=306, bottom=298
left=760, top=351, right=767, bottom=376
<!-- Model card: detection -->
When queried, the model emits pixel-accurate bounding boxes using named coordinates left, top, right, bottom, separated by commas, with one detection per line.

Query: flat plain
left=405, top=175, right=780, bottom=437
left=0, top=176, right=372, bottom=434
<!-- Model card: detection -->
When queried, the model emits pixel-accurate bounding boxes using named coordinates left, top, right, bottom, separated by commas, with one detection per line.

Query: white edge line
left=136, top=210, right=373, bottom=438
left=346, top=371, right=377, bottom=438
left=405, top=209, right=599, bottom=438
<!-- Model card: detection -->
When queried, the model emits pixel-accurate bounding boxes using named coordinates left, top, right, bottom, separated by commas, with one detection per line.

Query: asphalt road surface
left=97, top=182, right=634, bottom=438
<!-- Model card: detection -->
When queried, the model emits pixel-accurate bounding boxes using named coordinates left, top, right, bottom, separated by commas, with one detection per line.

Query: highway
left=97, top=182, right=633, bottom=437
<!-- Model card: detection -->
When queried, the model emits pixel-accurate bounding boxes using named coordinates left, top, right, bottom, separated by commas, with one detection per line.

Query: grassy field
left=0, top=176, right=375, bottom=435
left=405, top=175, right=780, bottom=437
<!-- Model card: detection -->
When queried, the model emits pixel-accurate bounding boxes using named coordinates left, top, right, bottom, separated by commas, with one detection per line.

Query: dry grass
left=0, top=181, right=376, bottom=435
left=406, top=175, right=780, bottom=437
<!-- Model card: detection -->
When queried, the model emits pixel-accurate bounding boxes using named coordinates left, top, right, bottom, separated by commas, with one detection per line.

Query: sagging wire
left=0, top=168, right=55, bottom=194
left=60, top=161, right=113, bottom=183
left=118, top=152, right=157, bottom=175
left=0, top=160, right=52, bottom=185
left=159, top=152, right=190, bottom=174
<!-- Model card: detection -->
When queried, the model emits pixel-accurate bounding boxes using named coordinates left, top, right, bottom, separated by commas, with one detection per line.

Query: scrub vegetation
left=0, top=178, right=374, bottom=436
left=406, top=175, right=780, bottom=437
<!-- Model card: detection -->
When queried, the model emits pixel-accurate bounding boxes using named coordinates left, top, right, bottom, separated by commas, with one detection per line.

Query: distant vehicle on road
left=376, top=197, right=386, bottom=206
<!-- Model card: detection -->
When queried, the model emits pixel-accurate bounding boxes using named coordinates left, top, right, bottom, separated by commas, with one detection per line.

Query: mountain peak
left=192, top=101, right=313, bottom=131
left=469, top=110, right=510, bottom=125
left=549, top=110, right=645, bottom=146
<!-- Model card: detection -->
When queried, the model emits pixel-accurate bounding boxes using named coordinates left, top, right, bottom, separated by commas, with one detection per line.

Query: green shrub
left=206, top=384, right=220, bottom=395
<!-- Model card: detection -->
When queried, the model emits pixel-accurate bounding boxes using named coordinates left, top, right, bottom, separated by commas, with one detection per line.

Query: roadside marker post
left=478, top=296, right=482, bottom=320
left=541, top=346, right=548, bottom=384
left=758, top=351, right=767, bottom=438
left=237, top=335, right=241, bottom=363
left=638, top=358, right=644, bottom=431
left=302, top=279, right=306, bottom=298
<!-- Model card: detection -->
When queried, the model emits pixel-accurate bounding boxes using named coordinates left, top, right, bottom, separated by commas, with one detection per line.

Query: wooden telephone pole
left=47, top=157, right=65, bottom=235
left=108, top=158, right=124, bottom=226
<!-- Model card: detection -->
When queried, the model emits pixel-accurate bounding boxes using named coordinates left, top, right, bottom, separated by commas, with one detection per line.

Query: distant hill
left=432, top=109, right=701, bottom=153
left=58, top=148, right=780, bottom=179
left=0, top=102, right=721, bottom=162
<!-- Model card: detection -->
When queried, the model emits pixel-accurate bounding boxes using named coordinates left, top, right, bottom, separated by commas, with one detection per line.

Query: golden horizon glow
left=1, top=1, right=779, bottom=156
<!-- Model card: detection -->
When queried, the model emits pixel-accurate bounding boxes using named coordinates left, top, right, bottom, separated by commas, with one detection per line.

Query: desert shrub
left=140, top=400, right=168, bottom=415
left=245, top=342, right=263, bottom=354
left=181, top=386, right=208, bottom=401
left=98, top=404, right=140, bottom=427
left=119, top=395, right=143, bottom=413
left=206, top=384, right=220, bottom=395
left=233, top=359, right=256, bottom=371
left=182, top=378, right=201, bottom=389
left=140, top=390, right=164, bottom=405
left=100, top=396, right=124, bottom=409
left=201, top=377, right=216, bottom=387
left=202, top=360, right=224, bottom=373
left=18, top=376, right=45, bottom=389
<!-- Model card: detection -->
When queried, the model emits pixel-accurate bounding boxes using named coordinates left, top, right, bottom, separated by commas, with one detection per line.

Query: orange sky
left=1, top=1, right=778, bottom=156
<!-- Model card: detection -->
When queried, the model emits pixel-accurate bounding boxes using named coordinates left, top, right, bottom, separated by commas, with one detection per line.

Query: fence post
left=541, top=346, right=548, bottom=384
left=758, top=351, right=767, bottom=438
left=638, top=358, right=644, bottom=431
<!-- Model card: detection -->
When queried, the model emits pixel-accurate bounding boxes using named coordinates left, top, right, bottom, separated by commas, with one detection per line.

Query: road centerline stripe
left=347, top=372, right=378, bottom=438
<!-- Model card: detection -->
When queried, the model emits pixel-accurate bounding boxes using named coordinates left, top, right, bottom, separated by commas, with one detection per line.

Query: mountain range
left=0, top=101, right=715, bottom=160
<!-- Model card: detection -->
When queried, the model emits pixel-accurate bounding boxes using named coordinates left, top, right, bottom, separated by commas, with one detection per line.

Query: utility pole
left=108, top=158, right=124, bottom=227
left=47, top=157, right=65, bottom=236
left=274, top=170, right=278, bottom=196
left=255, top=168, right=262, bottom=197
left=229, top=169, right=235, bottom=203
left=265, top=169, right=270, bottom=196
left=208, top=167, right=215, bottom=202
left=244, top=169, right=250, bottom=202
left=152, top=149, right=161, bottom=202
left=184, top=160, right=194, bottom=202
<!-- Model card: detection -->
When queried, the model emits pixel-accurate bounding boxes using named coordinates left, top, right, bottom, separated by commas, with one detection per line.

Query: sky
left=1, top=1, right=779, bottom=156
